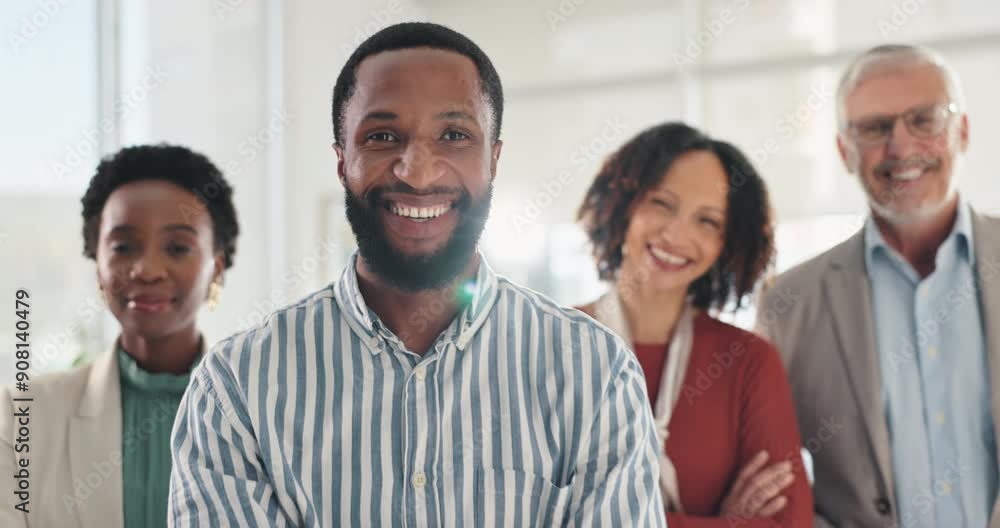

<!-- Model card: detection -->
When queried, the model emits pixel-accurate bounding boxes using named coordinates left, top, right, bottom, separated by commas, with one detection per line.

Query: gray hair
left=836, top=44, right=965, bottom=129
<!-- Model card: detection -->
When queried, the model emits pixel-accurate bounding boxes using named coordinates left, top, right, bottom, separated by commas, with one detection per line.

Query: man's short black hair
left=332, top=22, right=504, bottom=146
left=81, top=143, right=240, bottom=269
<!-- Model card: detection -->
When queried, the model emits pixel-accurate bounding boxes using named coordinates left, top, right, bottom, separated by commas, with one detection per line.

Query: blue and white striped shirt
left=168, top=254, right=666, bottom=527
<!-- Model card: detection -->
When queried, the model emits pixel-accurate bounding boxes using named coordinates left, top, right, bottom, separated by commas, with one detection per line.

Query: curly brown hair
left=577, top=122, right=774, bottom=311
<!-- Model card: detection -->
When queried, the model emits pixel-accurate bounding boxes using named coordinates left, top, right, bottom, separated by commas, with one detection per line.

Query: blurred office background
left=2, top=0, right=999, bottom=378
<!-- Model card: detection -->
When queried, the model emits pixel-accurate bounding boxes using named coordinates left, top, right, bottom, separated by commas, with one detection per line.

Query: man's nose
left=886, top=116, right=920, bottom=157
left=392, top=141, right=447, bottom=189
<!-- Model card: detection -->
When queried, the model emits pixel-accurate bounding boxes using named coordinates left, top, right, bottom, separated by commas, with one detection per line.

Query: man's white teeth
left=891, top=168, right=923, bottom=181
left=649, top=246, right=688, bottom=266
left=389, top=203, right=451, bottom=219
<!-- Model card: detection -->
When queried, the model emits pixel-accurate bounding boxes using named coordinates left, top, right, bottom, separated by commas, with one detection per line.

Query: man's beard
left=344, top=182, right=493, bottom=292
left=862, top=153, right=959, bottom=225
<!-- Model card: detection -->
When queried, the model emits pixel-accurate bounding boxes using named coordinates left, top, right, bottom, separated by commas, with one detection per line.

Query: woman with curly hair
left=576, top=123, right=813, bottom=527
left=0, top=144, right=240, bottom=528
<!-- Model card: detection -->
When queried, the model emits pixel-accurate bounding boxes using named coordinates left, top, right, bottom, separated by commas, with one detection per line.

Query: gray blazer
left=757, top=211, right=1000, bottom=528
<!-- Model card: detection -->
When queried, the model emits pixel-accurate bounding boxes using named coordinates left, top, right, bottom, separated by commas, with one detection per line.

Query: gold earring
left=207, top=281, right=222, bottom=311
left=97, top=284, right=105, bottom=305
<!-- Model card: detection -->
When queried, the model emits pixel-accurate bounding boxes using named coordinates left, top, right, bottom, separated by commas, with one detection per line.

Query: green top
left=117, top=346, right=198, bottom=528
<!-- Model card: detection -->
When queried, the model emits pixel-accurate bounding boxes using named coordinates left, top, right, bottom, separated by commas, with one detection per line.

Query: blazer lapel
left=69, top=348, right=125, bottom=528
left=972, top=212, right=1000, bottom=527
left=822, top=231, right=895, bottom=497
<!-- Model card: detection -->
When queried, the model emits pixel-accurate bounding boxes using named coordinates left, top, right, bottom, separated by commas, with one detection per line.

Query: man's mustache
left=364, top=182, right=470, bottom=209
left=873, top=155, right=942, bottom=175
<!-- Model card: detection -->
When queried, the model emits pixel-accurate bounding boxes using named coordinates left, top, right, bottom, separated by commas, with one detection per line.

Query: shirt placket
left=915, top=279, right=965, bottom=525
left=401, top=349, right=442, bottom=528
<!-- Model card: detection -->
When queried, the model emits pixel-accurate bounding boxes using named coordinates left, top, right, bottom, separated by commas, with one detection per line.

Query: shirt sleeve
left=168, top=354, right=294, bottom=527
left=735, top=339, right=814, bottom=527
left=565, top=337, right=668, bottom=527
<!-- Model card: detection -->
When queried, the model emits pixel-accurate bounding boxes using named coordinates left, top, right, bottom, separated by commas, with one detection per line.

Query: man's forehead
left=351, top=49, right=486, bottom=111
left=359, top=46, right=476, bottom=70
left=846, top=64, right=948, bottom=116
left=357, top=48, right=480, bottom=92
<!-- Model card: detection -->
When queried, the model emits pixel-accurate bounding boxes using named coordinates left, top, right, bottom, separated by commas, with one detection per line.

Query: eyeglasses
left=846, top=102, right=959, bottom=145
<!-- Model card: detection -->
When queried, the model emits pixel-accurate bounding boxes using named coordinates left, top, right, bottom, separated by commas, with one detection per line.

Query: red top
left=582, top=308, right=813, bottom=527
left=632, top=341, right=668, bottom=406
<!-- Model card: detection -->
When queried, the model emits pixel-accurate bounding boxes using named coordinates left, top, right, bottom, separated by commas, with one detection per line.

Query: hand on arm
left=719, top=451, right=796, bottom=519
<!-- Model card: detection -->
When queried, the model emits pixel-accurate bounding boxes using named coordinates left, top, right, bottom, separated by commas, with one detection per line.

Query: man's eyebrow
left=435, top=110, right=476, bottom=122
left=360, top=110, right=398, bottom=122
left=108, top=224, right=137, bottom=235
left=163, top=224, right=199, bottom=235
left=358, top=110, right=478, bottom=125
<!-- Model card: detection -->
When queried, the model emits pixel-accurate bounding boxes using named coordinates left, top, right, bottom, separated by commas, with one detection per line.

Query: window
left=1, top=0, right=104, bottom=376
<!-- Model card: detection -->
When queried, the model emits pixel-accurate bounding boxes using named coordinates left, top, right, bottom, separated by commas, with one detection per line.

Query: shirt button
left=412, top=472, right=427, bottom=488
left=934, top=412, right=946, bottom=425
left=941, top=481, right=953, bottom=495
left=414, top=367, right=427, bottom=381
left=928, top=346, right=938, bottom=358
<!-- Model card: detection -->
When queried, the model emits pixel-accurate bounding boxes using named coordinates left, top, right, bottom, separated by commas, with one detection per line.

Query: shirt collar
left=864, top=197, right=975, bottom=272
left=333, top=251, right=500, bottom=354
left=116, top=337, right=203, bottom=394
left=955, top=197, right=976, bottom=262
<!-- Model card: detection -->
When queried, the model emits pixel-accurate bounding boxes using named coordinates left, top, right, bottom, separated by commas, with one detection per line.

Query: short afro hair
left=577, top=122, right=774, bottom=312
left=332, top=22, right=504, bottom=146
left=81, top=144, right=239, bottom=269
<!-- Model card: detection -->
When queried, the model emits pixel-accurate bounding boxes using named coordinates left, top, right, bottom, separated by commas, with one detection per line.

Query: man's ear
left=489, top=140, right=503, bottom=182
left=836, top=133, right=855, bottom=174
left=333, top=143, right=347, bottom=187
left=958, top=113, right=970, bottom=153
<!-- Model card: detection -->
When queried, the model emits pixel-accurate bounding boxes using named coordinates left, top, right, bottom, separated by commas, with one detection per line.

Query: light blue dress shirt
left=865, top=201, right=997, bottom=527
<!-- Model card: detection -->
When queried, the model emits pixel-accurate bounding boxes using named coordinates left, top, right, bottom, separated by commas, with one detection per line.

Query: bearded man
left=168, top=22, right=665, bottom=528
left=758, top=44, right=1000, bottom=528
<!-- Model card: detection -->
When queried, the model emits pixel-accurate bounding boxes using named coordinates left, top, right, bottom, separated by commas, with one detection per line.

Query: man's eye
left=911, top=114, right=935, bottom=129
left=442, top=130, right=469, bottom=141
left=857, top=120, right=891, bottom=135
left=366, top=132, right=397, bottom=143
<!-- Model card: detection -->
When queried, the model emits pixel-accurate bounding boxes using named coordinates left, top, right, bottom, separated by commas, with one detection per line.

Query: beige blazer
left=0, top=348, right=125, bottom=528
left=757, top=211, right=1000, bottom=528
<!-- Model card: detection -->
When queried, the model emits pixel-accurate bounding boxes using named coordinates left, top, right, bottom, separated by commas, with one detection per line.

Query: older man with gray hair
left=757, top=44, right=1000, bottom=528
